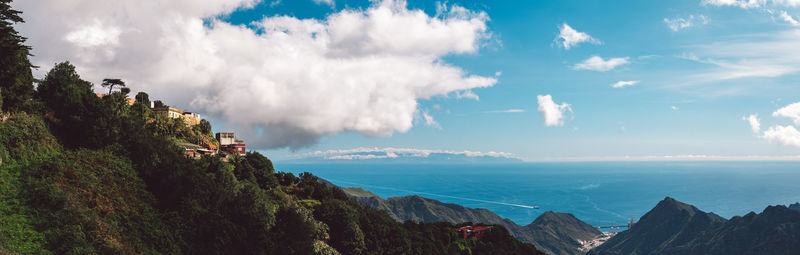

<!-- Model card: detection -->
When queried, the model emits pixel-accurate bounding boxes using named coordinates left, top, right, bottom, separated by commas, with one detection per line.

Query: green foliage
left=316, top=199, right=367, bottom=254
left=134, top=92, right=150, bottom=107
left=153, top=100, right=167, bottom=108
left=0, top=114, right=60, bottom=254
left=101, top=78, right=125, bottom=94
left=196, top=119, right=211, bottom=135
left=25, top=149, right=180, bottom=254
left=34, top=62, right=100, bottom=148
left=0, top=0, right=35, bottom=112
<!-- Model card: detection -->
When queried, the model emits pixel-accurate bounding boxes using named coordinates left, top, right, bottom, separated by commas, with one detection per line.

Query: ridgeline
left=342, top=187, right=601, bottom=255
left=588, top=197, right=800, bottom=255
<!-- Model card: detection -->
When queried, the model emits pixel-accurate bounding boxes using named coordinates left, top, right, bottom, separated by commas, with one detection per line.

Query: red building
left=221, top=139, right=245, bottom=156
left=456, top=226, right=493, bottom=239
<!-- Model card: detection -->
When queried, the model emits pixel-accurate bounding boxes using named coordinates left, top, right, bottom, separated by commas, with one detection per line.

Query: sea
left=279, top=161, right=800, bottom=226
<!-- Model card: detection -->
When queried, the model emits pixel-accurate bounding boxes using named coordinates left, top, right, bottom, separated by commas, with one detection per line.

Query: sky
left=11, top=0, right=800, bottom=161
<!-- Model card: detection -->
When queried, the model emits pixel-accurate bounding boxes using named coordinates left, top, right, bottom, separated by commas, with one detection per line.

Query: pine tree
left=0, top=0, right=34, bottom=112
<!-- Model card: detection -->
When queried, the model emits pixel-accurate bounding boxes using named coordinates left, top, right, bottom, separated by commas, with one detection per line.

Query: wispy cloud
left=422, top=111, right=441, bottom=129
left=664, top=14, right=709, bottom=31
left=701, top=0, right=765, bottom=8
left=312, top=0, right=334, bottom=7
left=481, top=109, right=525, bottom=114
left=292, top=147, right=518, bottom=160
left=702, top=0, right=800, bottom=8
left=573, top=56, right=630, bottom=72
left=611, top=80, right=639, bottom=88
left=554, top=23, right=600, bottom=50
left=680, top=30, right=800, bottom=82
left=778, top=10, right=800, bottom=26
left=537, top=94, right=572, bottom=127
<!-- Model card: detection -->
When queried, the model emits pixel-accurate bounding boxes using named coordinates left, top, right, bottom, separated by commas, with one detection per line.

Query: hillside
left=0, top=72, right=544, bottom=254
left=589, top=197, right=800, bottom=255
left=342, top=187, right=601, bottom=255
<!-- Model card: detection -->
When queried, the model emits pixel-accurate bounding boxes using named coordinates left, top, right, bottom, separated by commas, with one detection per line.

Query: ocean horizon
left=279, top=161, right=800, bottom=226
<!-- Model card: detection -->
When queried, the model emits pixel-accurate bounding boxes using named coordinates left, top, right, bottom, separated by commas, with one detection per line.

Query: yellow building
left=153, top=107, right=202, bottom=126
left=183, top=112, right=201, bottom=126
left=153, top=107, right=184, bottom=119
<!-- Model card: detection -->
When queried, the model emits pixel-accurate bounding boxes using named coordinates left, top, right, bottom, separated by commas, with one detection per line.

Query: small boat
left=534, top=206, right=540, bottom=209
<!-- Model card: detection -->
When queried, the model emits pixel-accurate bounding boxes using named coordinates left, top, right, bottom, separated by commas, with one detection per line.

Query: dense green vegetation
left=0, top=2, right=541, bottom=254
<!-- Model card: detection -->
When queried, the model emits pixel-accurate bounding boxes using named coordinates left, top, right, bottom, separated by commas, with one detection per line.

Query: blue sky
left=241, top=0, right=800, bottom=161
left=14, top=0, right=800, bottom=161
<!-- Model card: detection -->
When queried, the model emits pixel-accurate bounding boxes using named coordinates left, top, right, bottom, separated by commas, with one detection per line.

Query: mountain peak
left=650, top=196, right=698, bottom=215
left=789, top=202, right=800, bottom=212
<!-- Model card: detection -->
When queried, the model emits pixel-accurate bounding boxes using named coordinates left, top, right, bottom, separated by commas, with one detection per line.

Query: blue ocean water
left=279, top=161, right=800, bottom=226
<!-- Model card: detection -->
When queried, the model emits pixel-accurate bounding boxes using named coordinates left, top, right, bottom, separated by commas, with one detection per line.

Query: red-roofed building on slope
left=456, top=226, right=493, bottom=239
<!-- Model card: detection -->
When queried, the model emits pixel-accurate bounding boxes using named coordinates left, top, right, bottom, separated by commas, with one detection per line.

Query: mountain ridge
left=342, top=186, right=600, bottom=255
left=589, top=197, right=800, bottom=255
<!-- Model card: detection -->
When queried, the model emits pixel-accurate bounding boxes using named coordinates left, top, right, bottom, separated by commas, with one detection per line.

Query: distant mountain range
left=342, top=187, right=600, bottom=255
left=284, top=147, right=523, bottom=164
left=589, top=197, right=800, bottom=255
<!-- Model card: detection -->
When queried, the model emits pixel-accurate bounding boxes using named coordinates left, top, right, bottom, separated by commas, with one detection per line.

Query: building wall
left=216, top=133, right=236, bottom=146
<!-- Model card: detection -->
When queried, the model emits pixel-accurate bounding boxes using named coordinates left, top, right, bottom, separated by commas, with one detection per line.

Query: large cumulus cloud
left=13, top=0, right=496, bottom=149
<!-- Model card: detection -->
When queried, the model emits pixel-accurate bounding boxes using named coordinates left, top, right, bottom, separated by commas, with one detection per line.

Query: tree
left=101, top=78, right=125, bottom=94
left=153, top=100, right=167, bottom=108
left=0, top=0, right=35, bottom=112
left=196, top=119, right=211, bottom=134
left=35, top=62, right=98, bottom=147
left=135, top=92, right=150, bottom=107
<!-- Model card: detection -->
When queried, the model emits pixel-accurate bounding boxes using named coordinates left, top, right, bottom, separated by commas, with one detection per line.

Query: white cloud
left=702, top=0, right=766, bottom=8
left=554, top=23, right=600, bottom=50
left=763, top=125, right=800, bottom=146
left=573, top=56, right=630, bottom=72
left=294, top=147, right=518, bottom=160
left=664, top=15, right=709, bottom=31
left=772, top=102, right=800, bottom=126
left=312, top=0, right=334, bottom=7
left=14, top=0, right=495, bottom=150
left=779, top=10, right=800, bottom=26
left=702, top=0, right=800, bottom=8
left=671, top=105, right=679, bottom=110
left=743, top=114, right=761, bottom=134
left=537, top=94, right=572, bottom=127
left=747, top=102, right=800, bottom=147
left=455, top=90, right=480, bottom=100
left=611, top=80, right=639, bottom=88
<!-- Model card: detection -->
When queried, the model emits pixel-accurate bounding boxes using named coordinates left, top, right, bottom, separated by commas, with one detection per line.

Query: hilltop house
left=216, top=132, right=246, bottom=156
left=153, top=107, right=201, bottom=126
